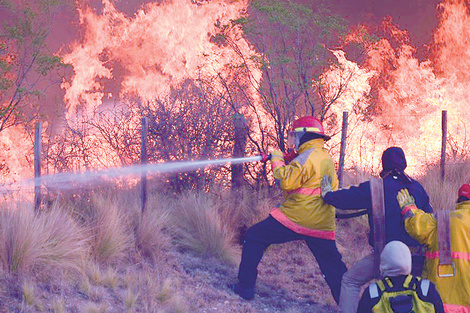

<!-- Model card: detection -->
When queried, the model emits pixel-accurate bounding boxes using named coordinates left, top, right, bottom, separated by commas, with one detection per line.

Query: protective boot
left=230, top=283, right=255, bottom=300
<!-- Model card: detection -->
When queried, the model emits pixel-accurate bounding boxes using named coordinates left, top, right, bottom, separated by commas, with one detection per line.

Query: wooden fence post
left=441, top=110, right=447, bottom=182
left=232, top=114, right=247, bottom=189
left=338, top=111, right=348, bottom=188
left=34, top=122, right=42, bottom=211
left=141, top=117, right=148, bottom=214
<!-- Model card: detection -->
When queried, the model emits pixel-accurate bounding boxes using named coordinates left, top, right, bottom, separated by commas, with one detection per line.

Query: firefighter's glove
left=397, top=188, right=415, bottom=209
left=283, top=149, right=298, bottom=164
left=261, top=153, right=271, bottom=163
left=321, top=175, right=333, bottom=198
left=270, top=150, right=284, bottom=161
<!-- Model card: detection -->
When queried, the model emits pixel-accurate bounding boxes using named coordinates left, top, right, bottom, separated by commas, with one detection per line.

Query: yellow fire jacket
left=401, top=201, right=470, bottom=313
left=269, top=139, right=339, bottom=240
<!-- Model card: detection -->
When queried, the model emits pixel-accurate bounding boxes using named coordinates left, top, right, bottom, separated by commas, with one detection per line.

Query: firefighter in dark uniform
left=321, top=147, right=434, bottom=313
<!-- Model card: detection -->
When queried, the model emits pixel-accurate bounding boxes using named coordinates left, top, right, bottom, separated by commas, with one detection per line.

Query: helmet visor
left=287, top=131, right=296, bottom=148
left=287, top=131, right=303, bottom=149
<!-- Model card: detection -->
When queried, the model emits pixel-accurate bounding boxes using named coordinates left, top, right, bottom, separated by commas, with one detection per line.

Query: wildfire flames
left=322, top=0, right=470, bottom=174
left=62, top=0, right=257, bottom=119
left=2, top=0, right=470, bottom=185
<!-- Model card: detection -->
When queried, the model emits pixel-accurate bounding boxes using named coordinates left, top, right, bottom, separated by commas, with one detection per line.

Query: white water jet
left=1, top=156, right=262, bottom=193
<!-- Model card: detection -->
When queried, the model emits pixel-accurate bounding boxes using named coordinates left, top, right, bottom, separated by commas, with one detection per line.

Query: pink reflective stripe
left=270, top=208, right=335, bottom=240
left=453, top=251, right=470, bottom=261
left=271, top=160, right=285, bottom=170
left=444, top=304, right=470, bottom=313
left=426, top=251, right=439, bottom=259
left=286, top=187, right=321, bottom=196
left=425, top=251, right=470, bottom=261
left=401, top=205, right=416, bottom=216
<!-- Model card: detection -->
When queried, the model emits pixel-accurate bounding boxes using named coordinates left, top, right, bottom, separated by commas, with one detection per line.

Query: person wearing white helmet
left=321, top=147, right=434, bottom=313
left=357, top=241, right=444, bottom=313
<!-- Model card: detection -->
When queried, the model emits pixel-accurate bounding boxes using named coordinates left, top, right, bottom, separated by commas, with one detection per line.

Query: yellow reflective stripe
left=293, top=127, right=321, bottom=132
left=403, top=275, right=413, bottom=289
left=376, top=280, right=386, bottom=292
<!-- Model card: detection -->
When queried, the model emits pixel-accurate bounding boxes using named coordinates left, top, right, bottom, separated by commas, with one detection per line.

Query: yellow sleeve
left=403, top=206, right=437, bottom=247
left=273, top=161, right=310, bottom=191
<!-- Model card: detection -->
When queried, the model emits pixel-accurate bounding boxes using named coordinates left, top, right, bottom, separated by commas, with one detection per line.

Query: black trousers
left=237, top=215, right=347, bottom=303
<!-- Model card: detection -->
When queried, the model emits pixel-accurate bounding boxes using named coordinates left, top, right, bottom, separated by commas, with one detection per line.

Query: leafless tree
left=215, top=0, right=347, bottom=153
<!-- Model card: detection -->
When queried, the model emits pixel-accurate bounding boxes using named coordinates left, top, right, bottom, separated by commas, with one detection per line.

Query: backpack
left=369, top=275, right=436, bottom=313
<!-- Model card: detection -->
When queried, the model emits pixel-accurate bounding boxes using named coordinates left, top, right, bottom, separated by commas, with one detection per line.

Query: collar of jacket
left=456, top=200, right=470, bottom=211
left=298, top=138, right=324, bottom=153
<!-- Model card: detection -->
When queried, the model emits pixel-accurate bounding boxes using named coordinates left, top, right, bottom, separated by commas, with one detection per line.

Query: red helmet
left=458, top=184, right=470, bottom=198
left=291, top=116, right=330, bottom=141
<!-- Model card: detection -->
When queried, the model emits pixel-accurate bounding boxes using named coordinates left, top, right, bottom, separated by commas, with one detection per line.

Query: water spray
left=1, top=155, right=264, bottom=193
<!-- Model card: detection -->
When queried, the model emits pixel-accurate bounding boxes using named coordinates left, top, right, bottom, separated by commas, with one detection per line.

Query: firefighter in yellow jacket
left=231, top=116, right=347, bottom=302
left=397, top=184, right=470, bottom=312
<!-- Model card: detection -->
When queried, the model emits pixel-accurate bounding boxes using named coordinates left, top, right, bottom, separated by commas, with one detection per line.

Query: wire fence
left=3, top=109, right=469, bottom=209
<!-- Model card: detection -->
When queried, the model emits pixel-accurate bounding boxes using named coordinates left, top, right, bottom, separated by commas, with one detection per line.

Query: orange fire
left=324, top=0, right=470, bottom=176
left=2, top=0, right=470, bottom=186
left=62, top=0, right=258, bottom=120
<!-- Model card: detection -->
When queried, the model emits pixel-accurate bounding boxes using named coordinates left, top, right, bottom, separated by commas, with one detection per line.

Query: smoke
left=336, top=0, right=441, bottom=47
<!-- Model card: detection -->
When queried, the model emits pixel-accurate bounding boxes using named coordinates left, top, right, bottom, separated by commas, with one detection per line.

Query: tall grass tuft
left=112, top=191, right=173, bottom=263
left=170, top=192, right=238, bottom=264
left=86, top=195, right=133, bottom=263
left=0, top=203, right=88, bottom=277
left=420, top=159, right=470, bottom=211
left=219, top=186, right=274, bottom=229
left=51, top=297, right=66, bottom=313
left=135, top=208, right=171, bottom=263
left=21, top=280, right=35, bottom=306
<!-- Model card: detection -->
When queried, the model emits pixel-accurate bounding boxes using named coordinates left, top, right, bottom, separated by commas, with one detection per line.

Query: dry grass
left=122, top=269, right=188, bottom=312
left=169, top=192, right=239, bottom=264
left=51, top=297, right=66, bottom=313
left=85, top=261, right=103, bottom=285
left=135, top=207, right=171, bottom=262
left=419, top=159, right=470, bottom=211
left=21, top=280, right=35, bottom=306
left=124, top=288, right=138, bottom=310
left=87, top=195, right=133, bottom=263
left=219, top=186, right=275, bottom=227
left=102, top=266, right=120, bottom=291
left=79, top=276, right=92, bottom=297
left=12, top=161, right=470, bottom=312
left=0, top=202, right=88, bottom=277
left=82, top=302, right=108, bottom=313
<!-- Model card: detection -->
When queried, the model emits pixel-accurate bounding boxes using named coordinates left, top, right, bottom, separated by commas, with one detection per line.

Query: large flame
left=3, top=0, right=470, bottom=185
left=323, top=0, right=470, bottom=175
left=62, top=0, right=258, bottom=119
left=0, top=127, right=32, bottom=182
